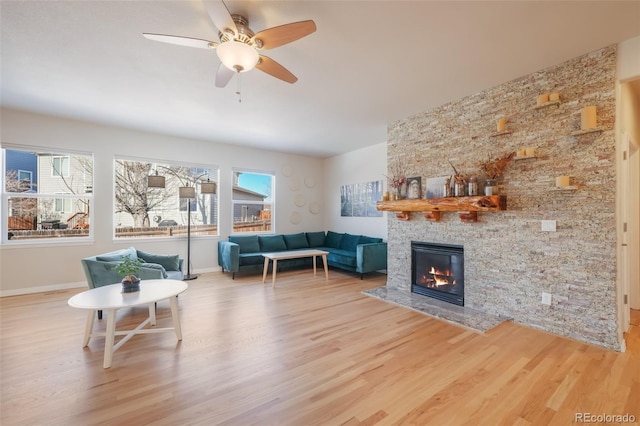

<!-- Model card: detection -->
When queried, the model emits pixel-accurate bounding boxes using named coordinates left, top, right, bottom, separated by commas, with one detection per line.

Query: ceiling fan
left=143, top=0, right=316, bottom=88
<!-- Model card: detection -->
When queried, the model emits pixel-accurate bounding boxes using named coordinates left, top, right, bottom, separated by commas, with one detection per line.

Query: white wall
left=618, top=35, right=640, bottom=82
left=0, top=108, right=325, bottom=295
left=323, top=142, right=387, bottom=240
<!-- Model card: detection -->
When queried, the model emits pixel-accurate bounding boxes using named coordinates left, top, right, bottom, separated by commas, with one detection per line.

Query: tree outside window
left=114, top=159, right=218, bottom=238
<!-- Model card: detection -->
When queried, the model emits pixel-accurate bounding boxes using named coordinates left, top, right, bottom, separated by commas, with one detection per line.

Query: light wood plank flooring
left=1, top=270, right=639, bottom=425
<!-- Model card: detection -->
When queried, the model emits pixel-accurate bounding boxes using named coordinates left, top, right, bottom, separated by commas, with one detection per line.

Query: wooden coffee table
left=68, top=279, right=188, bottom=368
left=262, top=249, right=329, bottom=287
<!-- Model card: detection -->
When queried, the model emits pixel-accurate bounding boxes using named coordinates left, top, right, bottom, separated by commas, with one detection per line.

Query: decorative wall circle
left=288, top=179, right=300, bottom=191
left=290, top=212, right=302, bottom=225
left=309, top=201, right=320, bottom=214
left=295, top=194, right=306, bottom=207
left=304, top=176, right=316, bottom=188
left=281, top=165, right=293, bottom=177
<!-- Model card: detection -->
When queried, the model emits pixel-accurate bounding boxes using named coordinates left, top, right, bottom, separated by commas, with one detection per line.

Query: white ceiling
left=2, top=1, right=639, bottom=158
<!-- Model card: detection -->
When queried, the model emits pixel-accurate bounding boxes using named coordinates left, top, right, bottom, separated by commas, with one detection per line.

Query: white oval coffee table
left=68, top=279, right=188, bottom=368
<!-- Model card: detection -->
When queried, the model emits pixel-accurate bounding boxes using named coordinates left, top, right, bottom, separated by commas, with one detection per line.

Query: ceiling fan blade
left=256, top=55, right=297, bottom=84
left=215, top=63, right=235, bottom=87
left=253, top=20, right=316, bottom=50
left=203, top=0, right=237, bottom=36
left=143, top=33, right=217, bottom=49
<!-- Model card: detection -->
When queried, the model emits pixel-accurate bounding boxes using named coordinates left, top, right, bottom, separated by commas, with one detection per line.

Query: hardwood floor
left=1, top=270, right=639, bottom=425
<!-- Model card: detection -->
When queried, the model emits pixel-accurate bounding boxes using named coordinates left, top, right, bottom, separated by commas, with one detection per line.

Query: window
left=231, top=170, right=273, bottom=234
left=52, top=156, right=69, bottom=177
left=18, top=170, right=32, bottom=191
left=2, top=147, right=93, bottom=242
left=114, top=159, right=218, bottom=239
left=54, top=194, right=72, bottom=212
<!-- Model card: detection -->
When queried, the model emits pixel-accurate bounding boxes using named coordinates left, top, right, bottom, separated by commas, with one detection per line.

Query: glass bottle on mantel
left=484, top=179, right=498, bottom=195
left=468, top=176, right=478, bottom=196
left=443, top=177, right=452, bottom=198
left=454, top=180, right=465, bottom=197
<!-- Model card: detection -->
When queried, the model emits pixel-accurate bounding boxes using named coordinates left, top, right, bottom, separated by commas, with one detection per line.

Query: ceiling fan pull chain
left=236, top=71, right=242, bottom=103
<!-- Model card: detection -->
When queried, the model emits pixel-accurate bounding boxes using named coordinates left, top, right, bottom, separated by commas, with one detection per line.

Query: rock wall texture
left=386, top=45, right=619, bottom=350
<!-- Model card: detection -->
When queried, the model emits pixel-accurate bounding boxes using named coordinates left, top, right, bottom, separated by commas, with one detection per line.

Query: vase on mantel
left=484, top=179, right=498, bottom=196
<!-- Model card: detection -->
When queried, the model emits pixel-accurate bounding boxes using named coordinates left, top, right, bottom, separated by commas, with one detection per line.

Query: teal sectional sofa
left=218, top=231, right=387, bottom=279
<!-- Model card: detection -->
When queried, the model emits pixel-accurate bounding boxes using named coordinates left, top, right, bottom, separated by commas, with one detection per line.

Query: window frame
left=2, top=145, right=94, bottom=245
left=230, top=168, right=275, bottom=235
left=113, top=156, right=219, bottom=241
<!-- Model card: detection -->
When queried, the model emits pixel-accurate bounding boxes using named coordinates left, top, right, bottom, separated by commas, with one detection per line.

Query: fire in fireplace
left=411, top=241, right=464, bottom=306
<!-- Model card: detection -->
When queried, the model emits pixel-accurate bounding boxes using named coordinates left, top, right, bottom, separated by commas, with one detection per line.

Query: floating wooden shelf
left=376, top=195, right=507, bottom=223
left=535, top=100, right=560, bottom=110
left=490, top=130, right=512, bottom=137
left=570, top=128, right=603, bottom=136
left=514, top=154, right=536, bottom=161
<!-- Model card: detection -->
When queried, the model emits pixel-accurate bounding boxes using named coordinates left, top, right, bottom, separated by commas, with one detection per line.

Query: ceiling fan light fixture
left=217, top=41, right=259, bottom=73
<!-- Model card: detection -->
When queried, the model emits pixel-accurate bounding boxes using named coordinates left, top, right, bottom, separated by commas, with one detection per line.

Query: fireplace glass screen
left=411, top=242, right=464, bottom=306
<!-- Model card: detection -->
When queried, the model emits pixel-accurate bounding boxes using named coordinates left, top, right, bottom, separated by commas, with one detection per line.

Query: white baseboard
left=1, top=281, right=86, bottom=298
left=0, top=267, right=223, bottom=298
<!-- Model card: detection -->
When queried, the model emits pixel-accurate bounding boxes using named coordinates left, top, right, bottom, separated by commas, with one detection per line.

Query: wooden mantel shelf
left=376, top=195, right=506, bottom=223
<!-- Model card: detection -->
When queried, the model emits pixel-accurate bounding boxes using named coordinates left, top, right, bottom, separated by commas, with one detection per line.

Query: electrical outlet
left=541, top=292, right=552, bottom=305
left=541, top=220, right=557, bottom=232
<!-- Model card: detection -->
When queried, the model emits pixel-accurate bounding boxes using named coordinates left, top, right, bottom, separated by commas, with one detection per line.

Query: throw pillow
left=283, top=233, right=309, bottom=250
left=305, top=231, right=326, bottom=247
left=96, top=247, right=137, bottom=262
left=137, top=250, right=180, bottom=271
left=229, top=235, right=260, bottom=253
left=325, top=231, right=344, bottom=249
left=96, top=255, right=127, bottom=262
left=340, top=234, right=362, bottom=251
left=259, top=235, right=287, bottom=252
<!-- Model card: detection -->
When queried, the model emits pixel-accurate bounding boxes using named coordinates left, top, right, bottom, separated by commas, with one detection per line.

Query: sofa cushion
left=137, top=250, right=180, bottom=271
left=96, top=246, right=137, bottom=262
left=340, top=234, right=362, bottom=252
left=306, top=231, right=326, bottom=247
left=259, top=235, right=287, bottom=252
left=327, top=249, right=357, bottom=267
left=283, top=233, right=309, bottom=250
left=359, top=236, right=383, bottom=244
left=140, top=262, right=169, bottom=278
left=229, top=235, right=260, bottom=254
left=325, top=231, right=344, bottom=249
left=239, top=253, right=264, bottom=266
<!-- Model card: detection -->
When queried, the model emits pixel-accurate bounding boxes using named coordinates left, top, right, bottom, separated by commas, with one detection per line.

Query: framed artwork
left=406, top=177, right=422, bottom=199
left=425, top=176, right=450, bottom=199
left=340, top=180, right=383, bottom=217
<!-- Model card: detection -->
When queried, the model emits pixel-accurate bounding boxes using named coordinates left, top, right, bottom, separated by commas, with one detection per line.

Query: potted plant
left=115, top=256, right=143, bottom=293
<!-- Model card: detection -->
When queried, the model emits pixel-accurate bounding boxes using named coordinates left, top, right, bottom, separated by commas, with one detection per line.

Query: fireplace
left=411, top=241, right=464, bottom=306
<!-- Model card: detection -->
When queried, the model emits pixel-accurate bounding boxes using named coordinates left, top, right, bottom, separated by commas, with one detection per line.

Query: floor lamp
left=179, top=180, right=216, bottom=281
left=179, top=186, right=197, bottom=280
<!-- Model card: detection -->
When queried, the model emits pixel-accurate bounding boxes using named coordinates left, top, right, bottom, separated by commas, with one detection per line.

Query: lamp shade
left=148, top=174, right=165, bottom=188
left=216, top=41, right=259, bottom=72
left=200, top=181, right=217, bottom=194
left=179, top=186, right=196, bottom=199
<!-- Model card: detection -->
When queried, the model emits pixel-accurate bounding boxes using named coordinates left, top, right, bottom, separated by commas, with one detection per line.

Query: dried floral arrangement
left=479, top=152, right=515, bottom=180
left=384, top=162, right=406, bottom=190
left=448, top=160, right=467, bottom=184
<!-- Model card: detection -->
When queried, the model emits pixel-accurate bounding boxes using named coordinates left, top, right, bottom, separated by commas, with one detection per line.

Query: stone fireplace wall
left=386, top=45, right=619, bottom=350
